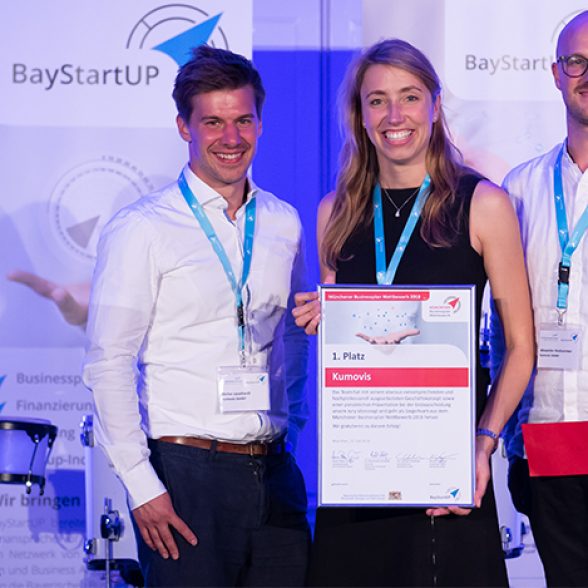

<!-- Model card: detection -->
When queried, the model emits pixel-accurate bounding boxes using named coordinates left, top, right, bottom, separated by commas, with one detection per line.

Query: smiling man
left=83, top=45, right=309, bottom=587
left=492, top=10, right=588, bottom=587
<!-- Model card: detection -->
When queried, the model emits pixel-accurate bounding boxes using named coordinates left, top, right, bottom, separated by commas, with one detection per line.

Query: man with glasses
left=492, top=10, right=588, bottom=587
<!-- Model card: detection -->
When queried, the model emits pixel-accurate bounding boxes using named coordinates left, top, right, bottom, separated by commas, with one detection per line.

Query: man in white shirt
left=492, top=11, right=588, bottom=586
left=83, top=45, right=309, bottom=587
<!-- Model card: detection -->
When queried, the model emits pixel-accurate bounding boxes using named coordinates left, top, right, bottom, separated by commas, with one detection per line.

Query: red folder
left=522, top=421, right=588, bottom=477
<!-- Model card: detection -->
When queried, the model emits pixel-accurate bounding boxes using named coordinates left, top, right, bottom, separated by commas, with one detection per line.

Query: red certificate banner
left=324, top=367, right=469, bottom=388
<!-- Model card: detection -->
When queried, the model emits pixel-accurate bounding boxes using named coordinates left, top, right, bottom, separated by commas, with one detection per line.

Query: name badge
left=537, top=323, right=582, bottom=370
left=217, top=366, right=270, bottom=413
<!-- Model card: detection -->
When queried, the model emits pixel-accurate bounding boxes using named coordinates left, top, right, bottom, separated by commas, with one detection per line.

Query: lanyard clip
left=557, top=308, right=566, bottom=327
left=558, top=262, right=570, bottom=285
left=237, top=303, right=247, bottom=367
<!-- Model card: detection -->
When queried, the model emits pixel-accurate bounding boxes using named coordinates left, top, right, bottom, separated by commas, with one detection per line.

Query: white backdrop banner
left=0, top=2, right=251, bottom=586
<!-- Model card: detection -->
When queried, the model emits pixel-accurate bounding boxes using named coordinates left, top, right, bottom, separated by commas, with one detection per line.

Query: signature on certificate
left=365, top=450, right=391, bottom=470
left=395, top=453, right=425, bottom=468
left=429, top=453, right=458, bottom=468
left=332, top=450, right=360, bottom=468
left=369, top=450, right=390, bottom=459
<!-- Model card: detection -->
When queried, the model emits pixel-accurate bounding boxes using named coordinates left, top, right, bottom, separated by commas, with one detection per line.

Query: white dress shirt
left=83, top=166, right=308, bottom=508
left=495, top=142, right=588, bottom=458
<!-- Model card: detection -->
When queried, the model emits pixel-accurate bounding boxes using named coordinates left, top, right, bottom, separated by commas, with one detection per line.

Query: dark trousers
left=133, top=439, right=310, bottom=587
left=309, top=483, right=507, bottom=587
left=530, top=474, right=588, bottom=587
left=507, top=456, right=533, bottom=517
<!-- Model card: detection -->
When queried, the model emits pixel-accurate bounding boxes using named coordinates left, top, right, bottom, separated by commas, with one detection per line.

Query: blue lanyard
left=553, top=145, right=588, bottom=325
left=178, top=172, right=256, bottom=364
left=373, top=175, right=431, bottom=285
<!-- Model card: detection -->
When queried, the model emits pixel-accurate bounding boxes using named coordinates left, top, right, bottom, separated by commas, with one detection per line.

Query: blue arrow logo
left=153, top=13, right=222, bottom=66
left=449, top=488, right=459, bottom=498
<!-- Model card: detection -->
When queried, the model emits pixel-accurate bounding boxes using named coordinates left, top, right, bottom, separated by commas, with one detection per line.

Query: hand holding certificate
left=318, top=285, right=476, bottom=508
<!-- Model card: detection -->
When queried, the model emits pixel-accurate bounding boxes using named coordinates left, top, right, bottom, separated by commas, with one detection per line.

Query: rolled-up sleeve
left=83, top=209, right=167, bottom=509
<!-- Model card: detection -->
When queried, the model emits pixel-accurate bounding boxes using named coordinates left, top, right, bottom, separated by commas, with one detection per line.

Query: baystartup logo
left=11, top=4, right=228, bottom=91
left=464, top=8, right=585, bottom=77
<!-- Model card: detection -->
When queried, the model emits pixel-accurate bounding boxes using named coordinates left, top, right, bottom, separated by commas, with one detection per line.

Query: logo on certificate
left=448, top=487, right=461, bottom=500
left=423, top=292, right=468, bottom=322
left=444, top=296, right=461, bottom=313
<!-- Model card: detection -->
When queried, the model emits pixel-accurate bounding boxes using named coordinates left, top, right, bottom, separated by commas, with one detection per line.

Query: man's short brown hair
left=173, top=45, right=265, bottom=122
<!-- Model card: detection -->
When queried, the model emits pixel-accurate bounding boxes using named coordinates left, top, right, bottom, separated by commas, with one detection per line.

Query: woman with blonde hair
left=294, top=39, right=534, bottom=586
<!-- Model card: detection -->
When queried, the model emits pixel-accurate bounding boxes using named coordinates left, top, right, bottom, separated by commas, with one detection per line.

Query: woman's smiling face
left=360, top=64, right=439, bottom=175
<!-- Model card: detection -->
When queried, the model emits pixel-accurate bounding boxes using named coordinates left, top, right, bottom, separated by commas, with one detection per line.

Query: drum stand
left=83, top=495, right=141, bottom=588
left=101, top=498, right=122, bottom=588
left=80, top=415, right=143, bottom=587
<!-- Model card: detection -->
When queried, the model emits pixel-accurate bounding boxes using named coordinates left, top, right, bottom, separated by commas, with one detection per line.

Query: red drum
left=80, top=414, right=142, bottom=586
left=0, top=418, right=57, bottom=494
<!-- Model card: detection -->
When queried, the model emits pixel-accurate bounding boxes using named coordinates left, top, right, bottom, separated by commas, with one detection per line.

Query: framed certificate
left=318, top=284, right=476, bottom=507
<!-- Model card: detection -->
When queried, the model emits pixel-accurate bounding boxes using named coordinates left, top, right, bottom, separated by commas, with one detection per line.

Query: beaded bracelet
left=475, top=428, right=499, bottom=454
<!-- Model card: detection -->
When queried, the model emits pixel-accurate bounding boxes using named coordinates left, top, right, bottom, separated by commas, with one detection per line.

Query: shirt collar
left=180, top=164, right=259, bottom=213
left=562, top=139, right=584, bottom=181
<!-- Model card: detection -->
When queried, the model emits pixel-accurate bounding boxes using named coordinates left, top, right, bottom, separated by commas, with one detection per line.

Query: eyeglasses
left=557, top=54, right=588, bottom=78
